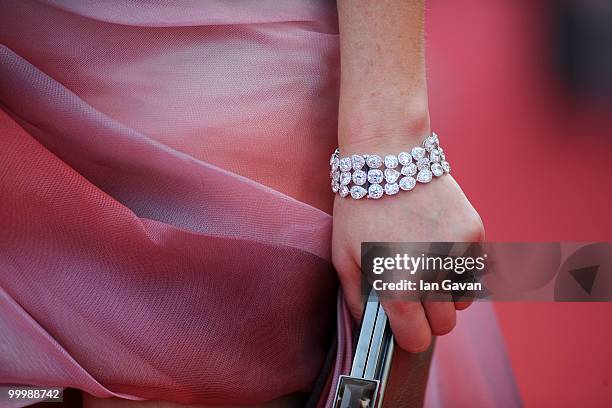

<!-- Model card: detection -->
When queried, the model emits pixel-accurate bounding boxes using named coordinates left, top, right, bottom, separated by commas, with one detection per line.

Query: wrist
left=337, top=93, right=431, bottom=155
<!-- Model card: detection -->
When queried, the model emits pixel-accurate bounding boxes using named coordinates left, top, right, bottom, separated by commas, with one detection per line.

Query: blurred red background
left=426, top=1, right=612, bottom=406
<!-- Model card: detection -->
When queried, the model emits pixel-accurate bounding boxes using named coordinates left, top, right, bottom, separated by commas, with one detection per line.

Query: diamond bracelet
left=330, top=132, right=450, bottom=199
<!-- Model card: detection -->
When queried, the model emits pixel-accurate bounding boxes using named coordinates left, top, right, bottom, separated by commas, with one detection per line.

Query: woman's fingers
left=454, top=299, right=473, bottom=310
left=382, top=299, right=432, bottom=353
left=423, top=299, right=456, bottom=336
left=333, top=255, right=367, bottom=322
left=335, top=249, right=461, bottom=353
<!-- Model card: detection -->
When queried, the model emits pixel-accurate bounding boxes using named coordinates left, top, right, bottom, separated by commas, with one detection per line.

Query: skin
left=333, top=176, right=483, bottom=352
left=84, top=0, right=483, bottom=406
left=334, top=0, right=484, bottom=353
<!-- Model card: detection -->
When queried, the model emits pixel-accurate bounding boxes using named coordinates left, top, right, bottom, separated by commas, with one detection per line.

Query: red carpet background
left=427, top=1, right=612, bottom=406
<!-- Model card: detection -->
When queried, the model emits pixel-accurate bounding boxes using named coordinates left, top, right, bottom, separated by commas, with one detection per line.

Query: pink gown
left=0, top=1, right=519, bottom=406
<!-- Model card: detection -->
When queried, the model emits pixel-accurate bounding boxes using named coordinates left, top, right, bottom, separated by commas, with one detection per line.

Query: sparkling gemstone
left=411, top=146, right=426, bottom=160
left=339, top=157, right=352, bottom=172
left=331, top=180, right=339, bottom=193
left=429, top=149, right=441, bottom=163
left=331, top=156, right=339, bottom=171
left=352, top=170, right=367, bottom=186
left=332, top=170, right=340, bottom=182
left=431, top=163, right=444, bottom=177
left=416, top=169, right=433, bottom=183
left=384, top=155, right=399, bottom=169
left=352, top=154, right=366, bottom=170
left=367, top=169, right=384, bottom=184
left=384, top=168, right=400, bottom=183
left=438, top=147, right=446, bottom=161
left=423, top=135, right=438, bottom=152
left=340, top=171, right=352, bottom=185
left=384, top=182, right=399, bottom=195
left=330, top=149, right=338, bottom=164
left=416, top=157, right=430, bottom=170
left=365, top=154, right=383, bottom=168
left=399, top=176, right=416, bottom=191
left=432, top=132, right=439, bottom=144
left=401, top=163, right=417, bottom=177
left=368, top=184, right=384, bottom=199
left=350, top=186, right=367, bottom=199
left=441, top=160, right=451, bottom=173
left=398, top=151, right=412, bottom=165
left=339, top=185, right=349, bottom=197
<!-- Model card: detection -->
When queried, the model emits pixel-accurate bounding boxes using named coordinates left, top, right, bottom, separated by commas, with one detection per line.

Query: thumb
left=333, top=253, right=366, bottom=322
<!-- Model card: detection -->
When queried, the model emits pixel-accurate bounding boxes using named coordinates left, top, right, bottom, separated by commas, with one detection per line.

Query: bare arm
left=337, top=0, right=430, bottom=153
left=333, top=0, right=484, bottom=353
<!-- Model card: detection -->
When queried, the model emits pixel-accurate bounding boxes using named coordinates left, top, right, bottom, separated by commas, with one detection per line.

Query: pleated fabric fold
left=0, top=107, right=339, bottom=404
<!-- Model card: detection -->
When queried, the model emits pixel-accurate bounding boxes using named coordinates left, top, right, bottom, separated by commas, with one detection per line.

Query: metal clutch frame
left=333, top=291, right=394, bottom=408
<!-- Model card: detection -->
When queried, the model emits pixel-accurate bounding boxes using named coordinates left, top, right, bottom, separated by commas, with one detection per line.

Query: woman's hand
left=332, top=175, right=484, bottom=352
left=334, top=0, right=484, bottom=352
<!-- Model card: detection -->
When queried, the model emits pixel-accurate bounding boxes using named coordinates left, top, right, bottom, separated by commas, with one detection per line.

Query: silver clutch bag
left=332, top=289, right=434, bottom=408
left=333, top=290, right=394, bottom=408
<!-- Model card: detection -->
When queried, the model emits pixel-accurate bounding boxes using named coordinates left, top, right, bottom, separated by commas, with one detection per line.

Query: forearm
left=337, top=0, right=430, bottom=152
left=333, top=2, right=482, bottom=354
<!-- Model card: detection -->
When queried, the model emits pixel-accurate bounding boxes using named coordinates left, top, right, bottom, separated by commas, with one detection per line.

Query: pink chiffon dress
left=0, top=1, right=520, bottom=407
